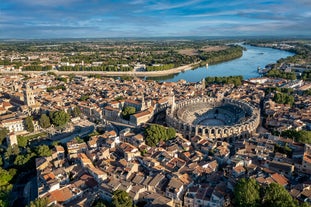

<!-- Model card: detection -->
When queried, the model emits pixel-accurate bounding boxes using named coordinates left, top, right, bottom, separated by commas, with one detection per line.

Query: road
left=0, top=62, right=201, bottom=77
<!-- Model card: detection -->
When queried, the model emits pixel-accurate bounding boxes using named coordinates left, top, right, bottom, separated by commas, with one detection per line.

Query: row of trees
left=46, top=85, right=66, bottom=92
left=22, top=65, right=52, bottom=71
left=265, top=87, right=293, bottom=94
left=145, top=124, right=176, bottom=146
left=58, top=65, right=132, bottom=72
left=234, top=178, right=309, bottom=207
left=205, top=76, right=243, bottom=87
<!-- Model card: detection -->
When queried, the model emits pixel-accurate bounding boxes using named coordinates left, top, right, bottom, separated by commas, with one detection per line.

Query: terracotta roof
left=233, top=166, right=246, bottom=173
left=271, top=173, right=288, bottom=186
left=55, top=145, right=64, bottom=152
left=133, top=109, right=152, bottom=118
left=303, top=153, right=311, bottom=164
left=48, top=187, right=73, bottom=203
left=43, top=172, right=55, bottom=181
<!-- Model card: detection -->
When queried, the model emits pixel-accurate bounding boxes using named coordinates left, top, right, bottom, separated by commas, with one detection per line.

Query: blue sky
left=1, top=0, right=311, bottom=38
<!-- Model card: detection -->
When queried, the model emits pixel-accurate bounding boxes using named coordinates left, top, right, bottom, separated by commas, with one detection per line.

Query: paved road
left=0, top=62, right=200, bottom=77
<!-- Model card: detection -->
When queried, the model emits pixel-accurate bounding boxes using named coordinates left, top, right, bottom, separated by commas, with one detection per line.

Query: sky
left=1, top=0, right=311, bottom=39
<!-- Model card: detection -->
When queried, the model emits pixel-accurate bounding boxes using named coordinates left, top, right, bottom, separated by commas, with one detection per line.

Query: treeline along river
left=147, top=44, right=295, bottom=82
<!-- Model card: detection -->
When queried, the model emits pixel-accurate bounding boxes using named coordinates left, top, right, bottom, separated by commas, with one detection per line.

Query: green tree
left=281, top=130, right=311, bottom=144
left=74, top=136, right=84, bottom=143
left=94, top=202, right=107, bottom=207
left=17, top=136, right=28, bottom=148
left=234, top=178, right=260, bottom=207
left=25, top=116, right=34, bottom=132
left=36, top=145, right=52, bottom=157
left=0, top=128, right=9, bottom=144
left=112, top=190, right=133, bottom=207
left=145, top=124, right=176, bottom=146
left=4, top=145, right=20, bottom=164
left=14, top=153, right=35, bottom=167
left=79, top=94, right=89, bottom=101
left=49, top=110, right=70, bottom=127
left=92, top=198, right=108, bottom=207
left=27, top=197, right=49, bottom=207
left=39, top=114, right=51, bottom=129
left=0, top=184, right=12, bottom=207
left=263, top=183, right=297, bottom=207
left=121, top=106, right=136, bottom=120
left=0, top=168, right=14, bottom=186
left=166, top=127, right=176, bottom=141
left=300, top=203, right=311, bottom=207
left=0, top=167, right=15, bottom=206
left=71, top=106, right=82, bottom=118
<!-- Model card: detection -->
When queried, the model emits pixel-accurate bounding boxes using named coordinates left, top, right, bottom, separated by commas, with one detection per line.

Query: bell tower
left=24, top=84, right=36, bottom=106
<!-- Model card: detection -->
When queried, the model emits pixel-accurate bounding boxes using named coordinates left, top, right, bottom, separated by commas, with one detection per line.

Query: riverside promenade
left=0, top=62, right=201, bottom=77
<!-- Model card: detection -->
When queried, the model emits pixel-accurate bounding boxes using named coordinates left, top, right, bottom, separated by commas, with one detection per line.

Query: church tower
left=171, top=95, right=175, bottom=114
left=24, top=84, right=36, bottom=106
left=141, top=93, right=146, bottom=111
left=201, top=78, right=206, bottom=90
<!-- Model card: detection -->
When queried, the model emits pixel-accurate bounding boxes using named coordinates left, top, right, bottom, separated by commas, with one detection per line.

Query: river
left=147, top=44, right=295, bottom=82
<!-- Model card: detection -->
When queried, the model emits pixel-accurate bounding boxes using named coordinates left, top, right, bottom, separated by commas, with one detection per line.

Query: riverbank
left=0, top=61, right=202, bottom=77
left=150, top=44, right=295, bottom=82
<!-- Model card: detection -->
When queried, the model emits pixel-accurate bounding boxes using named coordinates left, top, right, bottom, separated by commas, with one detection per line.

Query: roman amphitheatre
left=166, top=97, right=260, bottom=139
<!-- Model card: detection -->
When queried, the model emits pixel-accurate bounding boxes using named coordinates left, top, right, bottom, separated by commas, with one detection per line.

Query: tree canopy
left=233, top=179, right=310, bottom=207
left=49, top=110, right=70, bottom=127
left=39, top=114, right=51, bottom=129
left=266, top=69, right=296, bottom=80
left=35, top=145, right=52, bottom=157
left=121, top=106, right=136, bottom=120
left=0, top=168, right=14, bottom=187
left=71, top=106, right=82, bottom=118
left=205, top=75, right=243, bottom=87
left=263, top=183, right=297, bottom=207
left=0, top=167, right=14, bottom=207
left=234, top=178, right=260, bottom=207
left=273, top=92, right=295, bottom=106
left=27, top=197, right=49, bottom=207
left=0, top=128, right=9, bottom=144
left=145, top=124, right=176, bottom=146
left=280, top=130, right=311, bottom=144
left=25, top=116, right=34, bottom=132
left=112, top=190, right=133, bottom=207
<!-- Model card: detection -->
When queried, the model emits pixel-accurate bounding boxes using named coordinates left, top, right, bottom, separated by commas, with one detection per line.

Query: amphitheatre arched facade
left=166, top=97, right=260, bottom=139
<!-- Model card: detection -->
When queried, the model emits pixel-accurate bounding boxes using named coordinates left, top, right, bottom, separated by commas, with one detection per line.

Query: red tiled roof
left=271, top=173, right=288, bottom=186
left=48, top=187, right=73, bottom=203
